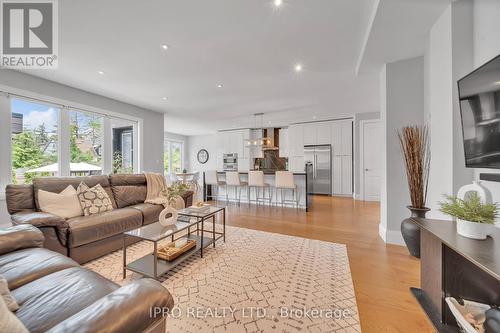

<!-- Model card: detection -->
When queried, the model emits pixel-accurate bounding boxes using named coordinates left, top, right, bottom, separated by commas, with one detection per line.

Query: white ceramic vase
left=159, top=206, right=178, bottom=226
left=456, top=219, right=494, bottom=240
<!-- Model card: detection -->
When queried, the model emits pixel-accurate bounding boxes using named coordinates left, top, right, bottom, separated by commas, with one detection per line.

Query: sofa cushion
left=0, top=248, right=78, bottom=290
left=12, top=267, right=118, bottom=333
left=110, top=174, right=148, bottom=208
left=33, top=176, right=117, bottom=210
left=5, top=184, right=35, bottom=214
left=38, top=185, right=83, bottom=219
left=67, top=208, right=143, bottom=247
left=130, top=203, right=164, bottom=225
left=76, top=183, right=114, bottom=216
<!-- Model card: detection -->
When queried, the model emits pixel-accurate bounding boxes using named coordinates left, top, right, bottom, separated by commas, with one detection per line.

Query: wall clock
left=197, top=149, right=209, bottom=164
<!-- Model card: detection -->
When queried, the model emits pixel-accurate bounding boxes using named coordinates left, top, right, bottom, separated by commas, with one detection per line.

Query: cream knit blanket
left=144, top=172, right=185, bottom=209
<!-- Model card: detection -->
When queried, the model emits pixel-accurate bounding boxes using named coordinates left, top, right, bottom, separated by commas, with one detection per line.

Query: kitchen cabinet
left=279, top=128, right=289, bottom=158
left=303, top=123, right=316, bottom=145
left=340, top=120, right=353, bottom=155
left=302, top=122, right=332, bottom=145
left=288, top=124, right=304, bottom=157
left=316, top=122, right=331, bottom=144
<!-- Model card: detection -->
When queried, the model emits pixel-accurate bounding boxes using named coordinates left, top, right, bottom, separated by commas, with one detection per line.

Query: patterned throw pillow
left=76, top=182, right=114, bottom=216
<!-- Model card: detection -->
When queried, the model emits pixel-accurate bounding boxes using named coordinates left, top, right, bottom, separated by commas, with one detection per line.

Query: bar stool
left=204, top=171, right=225, bottom=202
left=225, top=172, right=247, bottom=205
left=247, top=171, right=272, bottom=206
left=274, top=171, right=299, bottom=208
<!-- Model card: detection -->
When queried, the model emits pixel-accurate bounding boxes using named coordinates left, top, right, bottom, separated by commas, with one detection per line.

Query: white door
left=361, top=120, right=381, bottom=201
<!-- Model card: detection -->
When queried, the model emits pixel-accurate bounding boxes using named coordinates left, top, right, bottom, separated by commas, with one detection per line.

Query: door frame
left=359, top=119, right=381, bottom=201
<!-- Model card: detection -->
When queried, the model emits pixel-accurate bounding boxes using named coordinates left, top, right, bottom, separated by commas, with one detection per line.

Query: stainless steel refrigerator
left=304, top=145, right=332, bottom=195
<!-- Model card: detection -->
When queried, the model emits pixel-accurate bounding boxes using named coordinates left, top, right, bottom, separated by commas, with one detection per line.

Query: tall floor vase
left=401, top=206, right=430, bottom=258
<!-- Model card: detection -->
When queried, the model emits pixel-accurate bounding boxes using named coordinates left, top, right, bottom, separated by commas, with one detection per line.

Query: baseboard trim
left=378, top=223, right=405, bottom=246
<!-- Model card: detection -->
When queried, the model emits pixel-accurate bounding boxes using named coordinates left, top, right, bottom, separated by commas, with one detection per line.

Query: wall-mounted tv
left=458, top=54, right=500, bottom=169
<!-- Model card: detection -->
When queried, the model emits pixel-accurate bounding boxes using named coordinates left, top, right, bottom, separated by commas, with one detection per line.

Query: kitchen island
left=203, top=170, right=311, bottom=210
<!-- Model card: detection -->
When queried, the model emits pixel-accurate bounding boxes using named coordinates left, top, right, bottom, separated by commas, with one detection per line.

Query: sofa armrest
left=47, top=278, right=174, bottom=333
left=11, top=210, right=69, bottom=245
left=0, top=224, right=44, bottom=255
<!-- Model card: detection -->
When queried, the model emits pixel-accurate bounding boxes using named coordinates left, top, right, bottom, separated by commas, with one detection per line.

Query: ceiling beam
left=355, top=0, right=381, bottom=77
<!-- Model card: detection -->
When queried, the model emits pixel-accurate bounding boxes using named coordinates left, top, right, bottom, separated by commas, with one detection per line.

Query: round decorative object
left=197, top=149, right=209, bottom=164
left=159, top=206, right=178, bottom=226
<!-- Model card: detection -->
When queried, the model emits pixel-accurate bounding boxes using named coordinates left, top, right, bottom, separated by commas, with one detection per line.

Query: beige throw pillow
left=0, top=274, right=19, bottom=312
left=38, top=185, right=83, bottom=219
left=76, top=182, right=114, bottom=216
left=0, top=296, right=28, bottom=333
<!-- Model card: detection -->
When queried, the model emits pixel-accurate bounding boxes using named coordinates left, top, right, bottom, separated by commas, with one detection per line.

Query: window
left=11, top=98, right=59, bottom=184
left=164, top=140, right=184, bottom=174
left=111, top=119, right=136, bottom=174
left=7, top=96, right=139, bottom=183
left=70, top=111, right=103, bottom=176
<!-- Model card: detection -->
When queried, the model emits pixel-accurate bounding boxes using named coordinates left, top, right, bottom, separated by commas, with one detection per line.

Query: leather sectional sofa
left=0, top=224, right=173, bottom=333
left=6, top=174, right=193, bottom=264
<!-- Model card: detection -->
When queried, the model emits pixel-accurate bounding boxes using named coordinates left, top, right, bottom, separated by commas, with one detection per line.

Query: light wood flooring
left=213, top=195, right=433, bottom=333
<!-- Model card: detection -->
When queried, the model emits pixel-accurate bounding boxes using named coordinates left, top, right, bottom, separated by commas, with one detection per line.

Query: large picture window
left=164, top=140, right=183, bottom=174
left=11, top=98, right=59, bottom=184
left=8, top=96, right=139, bottom=183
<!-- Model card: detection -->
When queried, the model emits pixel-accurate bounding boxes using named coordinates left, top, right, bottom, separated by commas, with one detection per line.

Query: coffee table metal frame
left=122, top=206, right=225, bottom=279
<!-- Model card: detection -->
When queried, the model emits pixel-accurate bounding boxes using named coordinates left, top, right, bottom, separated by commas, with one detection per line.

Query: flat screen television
left=458, top=54, right=500, bottom=169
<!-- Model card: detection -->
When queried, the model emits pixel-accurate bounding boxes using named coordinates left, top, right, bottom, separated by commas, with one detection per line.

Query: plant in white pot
left=439, top=192, right=498, bottom=240
left=158, top=183, right=190, bottom=226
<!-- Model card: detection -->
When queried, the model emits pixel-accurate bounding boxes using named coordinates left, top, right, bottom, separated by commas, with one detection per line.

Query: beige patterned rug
left=84, top=226, right=361, bottom=333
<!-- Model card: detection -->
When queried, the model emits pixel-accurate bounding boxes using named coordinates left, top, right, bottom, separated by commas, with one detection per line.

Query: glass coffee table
left=123, top=205, right=225, bottom=279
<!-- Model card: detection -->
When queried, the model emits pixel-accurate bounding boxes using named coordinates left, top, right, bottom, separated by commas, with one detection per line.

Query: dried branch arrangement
left=397, top=125, right=430, bottom=209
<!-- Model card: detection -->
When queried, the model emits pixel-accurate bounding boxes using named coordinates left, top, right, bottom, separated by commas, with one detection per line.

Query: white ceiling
left=19, top=0, right=452, bottom=136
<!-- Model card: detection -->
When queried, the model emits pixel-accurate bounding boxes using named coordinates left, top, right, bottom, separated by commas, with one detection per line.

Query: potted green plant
left=439, top=192, right=498, bottom=240
left=398, top=125, right=430, bottom=258
left=158, top=183, right=190, bottom=226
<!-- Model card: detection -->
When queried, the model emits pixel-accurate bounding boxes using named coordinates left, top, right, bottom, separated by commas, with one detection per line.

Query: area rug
left=84, top=226, right=361, bottom=333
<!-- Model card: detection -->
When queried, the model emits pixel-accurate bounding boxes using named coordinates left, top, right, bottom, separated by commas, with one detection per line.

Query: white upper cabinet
left=316, top=122, right=331, bottom=144
left=340, top=120, right=353, bottom=156
left=303, top=123, right=317, bottom=145
left=331, top=121, right=342, bottom=155
left=288, top=124, right=304, bottom=157
left=279, top=128, right=289, bottom=158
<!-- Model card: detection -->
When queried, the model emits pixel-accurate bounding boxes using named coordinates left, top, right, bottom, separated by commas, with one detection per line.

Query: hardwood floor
left=214, top=195, right=433, bottom=333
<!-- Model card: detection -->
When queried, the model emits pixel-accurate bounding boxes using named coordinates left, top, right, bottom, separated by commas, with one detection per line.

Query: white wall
left=0, top=70, right=165, bottom=224
left=472, top=0, right=500, bottom=222
left=380, top=57, right=425, bottom=245
left=425, top=0, right=474, bottom=219
left=353, top=111, right=380, bottom=199
left=186, top=134, right=218, bottom=187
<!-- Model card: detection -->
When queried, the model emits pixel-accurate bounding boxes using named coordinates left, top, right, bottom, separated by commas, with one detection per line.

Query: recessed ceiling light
left=162, top=97, right=167, bottom=101
left=161, top=44, right=169, bottom=50
left=217, top=84, right=223, bottom=88
left=495, top=81, right=500, bottom=85
left=313, top=115, right=317, bottom=120
left=274, top=0, right=283, bottom=7
left=294, top=64, right=303, bottom=72
left=97, top=70, right=105, bottom=75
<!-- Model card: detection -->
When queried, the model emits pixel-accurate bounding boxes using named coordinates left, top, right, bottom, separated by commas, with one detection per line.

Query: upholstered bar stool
left=204, top=171, right=225, bottom=202
left=247, top=171, right=272, bottom=206
left=225, top=172, right=247, bottom=205
left=274, top=171, right=299, bottom=208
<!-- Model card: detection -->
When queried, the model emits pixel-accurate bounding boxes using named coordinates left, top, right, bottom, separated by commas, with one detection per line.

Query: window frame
left=164, top=138, right=184, bottom=175
left=0, top=86, right=142, bottom=191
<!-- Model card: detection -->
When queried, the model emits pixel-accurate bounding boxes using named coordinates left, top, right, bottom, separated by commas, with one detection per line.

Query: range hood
left=262, top=128, right=279, bottom=150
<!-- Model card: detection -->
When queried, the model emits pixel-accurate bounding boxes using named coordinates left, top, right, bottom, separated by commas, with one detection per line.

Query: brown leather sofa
left=0, top=224, right=173, bottom=333
left=6, top=174, right=194, bottom=264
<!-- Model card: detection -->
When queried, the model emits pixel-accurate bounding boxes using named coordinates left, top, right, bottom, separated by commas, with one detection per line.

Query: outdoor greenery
left=11, top=125, right=57, bottom=184
left=164, top=141, right=182, bottom=174
left=439, top=193, right=498, bottom=224
left=113, top=151, right=133, bottom=174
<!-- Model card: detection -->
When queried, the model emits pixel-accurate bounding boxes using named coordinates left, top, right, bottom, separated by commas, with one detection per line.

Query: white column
left=0, top=93, right=11, bottom=198
left=102, top=117, right=112, bottom=174
left=59, top=108, right=70, bottom=176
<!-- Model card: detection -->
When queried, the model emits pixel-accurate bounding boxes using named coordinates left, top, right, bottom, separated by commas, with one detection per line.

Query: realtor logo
left=1, top=0, right=58, bottom=68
